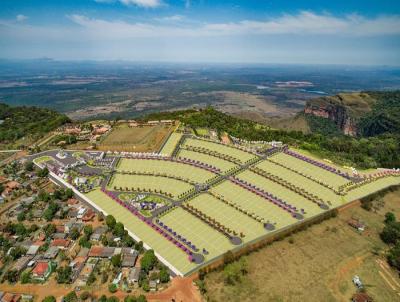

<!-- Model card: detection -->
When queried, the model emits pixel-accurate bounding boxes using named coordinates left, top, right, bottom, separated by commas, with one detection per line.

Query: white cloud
left=94, top=0, right=162, bottom=8
left=155, top=15, right=185, bottom=22
left=65, top=11, right=400, bottom=38
left=16, top=14, right=28, bottom=22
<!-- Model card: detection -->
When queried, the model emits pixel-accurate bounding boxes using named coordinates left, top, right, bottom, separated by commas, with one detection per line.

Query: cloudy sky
left=0, top=0, right=399, bottom=65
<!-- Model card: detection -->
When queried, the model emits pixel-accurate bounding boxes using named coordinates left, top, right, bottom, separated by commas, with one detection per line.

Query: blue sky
left=0, top=0, right=400, bottom=65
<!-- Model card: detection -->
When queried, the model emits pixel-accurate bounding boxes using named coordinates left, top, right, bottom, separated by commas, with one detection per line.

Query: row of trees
left=380, top=212, right=400, bottom=271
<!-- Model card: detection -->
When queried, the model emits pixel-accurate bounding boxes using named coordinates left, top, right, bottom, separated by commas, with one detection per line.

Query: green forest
left=359, top=91, right=400, bottom=137
left=144, top=106, right=400, bottom=169
left=0, top=103, right=70, bottom=148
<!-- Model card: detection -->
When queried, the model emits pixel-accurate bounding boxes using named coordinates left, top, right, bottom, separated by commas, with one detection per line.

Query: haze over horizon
left=0, top=0, right=400, bottom=65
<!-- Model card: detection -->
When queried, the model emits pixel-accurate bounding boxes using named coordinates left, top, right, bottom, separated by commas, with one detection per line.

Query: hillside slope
left=0, top=103, right=70, bottom=149
left=303, top=91, right=400, bottom=136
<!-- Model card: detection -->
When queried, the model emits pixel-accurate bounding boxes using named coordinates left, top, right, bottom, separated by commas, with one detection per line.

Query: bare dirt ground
left=147, top=275, right=202, bottom=302
left=98, top=124, right=173, bottom=152
left=203, top=189, right=400, bottom=302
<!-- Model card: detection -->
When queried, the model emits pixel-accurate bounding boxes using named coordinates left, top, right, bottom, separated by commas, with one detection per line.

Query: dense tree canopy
left=0, top=103, right=70, bottom=147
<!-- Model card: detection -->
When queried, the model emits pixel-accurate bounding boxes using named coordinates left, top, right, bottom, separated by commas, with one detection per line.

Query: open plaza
left=32, top=131, right=400, bottom=276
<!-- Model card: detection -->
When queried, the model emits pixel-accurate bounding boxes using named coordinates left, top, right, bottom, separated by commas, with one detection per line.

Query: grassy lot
left=270, top=152, right=350, bottom=189
left=160, top=132, right=183, bottom=156
left=183, top=138, right=256, bottom=163
left=33, top=156, right=54, bottom=165
left=210, top=181, right=296, bottom=228
left=86, top=189, right=198, bottom=274
left=109, top=173, right=193, bottom=198
left=195, top=128, right=210, bottom=136
left=159, top=207, right=234, bottom=261
left=256, top=159, right=339, bottom=205
left=203, top=189, right=400, bottom=302
left=187, top=194, right=266, bottom=241
left=99, top=123, right=172, bottom=152
left=344, top=176, right=400, bottom=202
left=178, top=149, right=237, bottom=172
left=117, top=158, right=216, bottom=184
left=236, top=170, right=332, bottom=216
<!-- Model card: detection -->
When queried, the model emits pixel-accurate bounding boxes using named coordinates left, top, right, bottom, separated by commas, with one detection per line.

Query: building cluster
left=0, top=157, right=169, bottom=301
left=57, top=123, right=112, bottom=145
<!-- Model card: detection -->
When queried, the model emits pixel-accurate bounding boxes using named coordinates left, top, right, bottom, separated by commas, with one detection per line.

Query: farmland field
left=99, top=123, right=173, bottom=152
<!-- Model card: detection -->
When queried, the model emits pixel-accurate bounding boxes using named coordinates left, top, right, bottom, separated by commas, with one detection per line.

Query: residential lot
left=203, top=189, right=400, bottom=302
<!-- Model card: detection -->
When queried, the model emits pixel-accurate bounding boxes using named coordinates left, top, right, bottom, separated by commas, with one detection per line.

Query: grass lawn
left=160, top=132, right=183, bottom=156
left=109, top=173, right=193, bottom=198
left=99, top=124, right=172, bottom=152
left=33, top=156, right=54, bottom=165
left=203, top=189, right=400, bottom=302
left=183, top=138, right=256, bottom=163
left=178, top=149, right=237, bottom=172
left=187, top=194, right=266, bottom=241
left=236, top=170, right=332, bottom=216
left=159, top=207, right=234, bottom=261
left=210, top=181, right=297, bottom=228
left=256, top=159, right=339, bottom=205
left=270, top=152, right=350, bottom=189
left=85, top=189, right=197, bottom=274
left=344, top=176, right=400, bottom=202
left=117, top=158, right=216, bottom=184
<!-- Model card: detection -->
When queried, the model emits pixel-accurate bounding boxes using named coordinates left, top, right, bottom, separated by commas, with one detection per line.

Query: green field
left=86, top=189, right=197, bottom=274
left=62, top=132, right=400, bottom=277
left=210, top=181, right=296, bottom=228
left=187, top=194, right=266, bottom=241
left=236, top=170, right=328, bottom=216
left=256, top=159, right=339, bottom=204
left=160, top=132, right=182, bottom=155
left=270, top=153, right=351, bottom=189
left=183, top=137, right=256, bottom=163
left=178, top=149, right=237, bottom=172
left=109, top=173, right=193, bottom=198
left=117, top=158, right=216, bottom=184
left=159, top=207, right=234, bottom=260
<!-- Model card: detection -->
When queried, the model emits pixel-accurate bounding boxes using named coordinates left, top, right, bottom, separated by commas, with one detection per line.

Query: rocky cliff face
left=304, top=103, right=358, bottom=136
left=304, top=92, right=376, bottom=136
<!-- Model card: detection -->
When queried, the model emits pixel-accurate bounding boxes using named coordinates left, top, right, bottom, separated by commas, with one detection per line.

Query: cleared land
left=159, top=207, right=234, bottom=261
left=117, top=158, right=216, bottom=184
left=42, top=133, right=399, bottom=277
left=187, top=194, right=266, bottom=241
left=109, top=173, right=193, bottom=198
left=210, top=181, right=296, bottom=228
left=344, top=176, right=400, bottom=202
left=183, top=138, right=256, bottom=163
left=160, top=132, right=182, bottom=156
left=86, top=189, right=197, bottom=274
left=99, top=124, right=172, bottom=152
left=178, top=149, right=237, bottom=172
left=203, top=189, right=400, bottom=302
left=237, top=170, right=331, bottom=216
left=256, top=159, right=338, bottom=204
left=270, top=152, right=350, bottom=189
